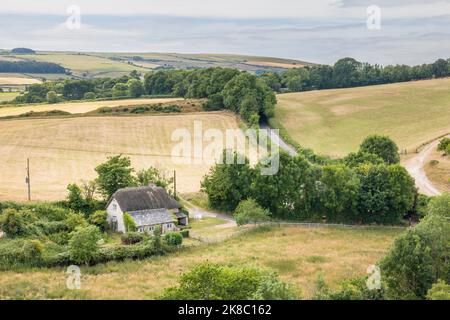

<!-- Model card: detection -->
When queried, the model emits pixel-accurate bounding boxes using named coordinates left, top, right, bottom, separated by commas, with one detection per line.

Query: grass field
left=19, top=53, right=149, bottom=77
left=274, top=78, right=450, bottom=157
left=0, top=76, right=41, bottom=85
left=0, top=92, right=20, bottom=102
left=0, top=225, right=402, bottom=299
left=425, top=148, right=450, bottom=193
left=0, top=97, right=182, bottom=117
left=0, top=112, right=253, bottom=201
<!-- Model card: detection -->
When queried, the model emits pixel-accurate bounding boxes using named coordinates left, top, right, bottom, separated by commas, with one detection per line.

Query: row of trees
left=260, top=57, right=450, bottom=92
left=13, top=67, right=276, bottom=125
left=202, top=136, right=417, bottom=224
left=0, top=61, right=65, bottom=74
left=143, top=68, right=276, bottom=125
left=13, top=74, right=144, bottom=104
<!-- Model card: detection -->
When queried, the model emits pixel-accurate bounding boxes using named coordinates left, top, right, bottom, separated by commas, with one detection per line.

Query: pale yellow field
left=0, top=112, right=254, bottom=201
left=0, top=226, right=402, bottom=299
left=425, top=148, right=450, bottom=193
left=0, top=98, right=182, bottom=117
left=0, top=76, right=41, bottom=85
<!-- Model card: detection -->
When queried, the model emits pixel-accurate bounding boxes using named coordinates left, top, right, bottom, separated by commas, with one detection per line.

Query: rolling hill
left=273, top=78, right=450, bottom=158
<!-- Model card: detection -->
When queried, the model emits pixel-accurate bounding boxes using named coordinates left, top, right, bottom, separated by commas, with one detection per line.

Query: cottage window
left=112, top=204, right=117, bottom=211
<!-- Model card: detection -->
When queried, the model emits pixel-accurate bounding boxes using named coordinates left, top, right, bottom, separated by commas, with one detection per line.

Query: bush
left=427, top=280, right=450, bottom=300
left=65, top=212, right=88, bottom=231
left=121, top=232, right=145, bottom=245
left=380, top=214, right=450, bottom=299
left=360, top=135, right=400, bottom=164
left=123, top=212, right=137, bottom=232
left=164, top=232, right=183, bottom=246
left=83, top=92, right=96, bottom=100
left=313, top=276, right=384, bottom=300
left=427, top=193, right=450, bottom=217
left=161, top=263, right=296, bottom=300
left=88, top=210, right=108, bottom=231
left=180, top=230, right=189, bottom=238
left=68, top=225, right=101, bottom=265
left=234, top=199, right=271, bottom=226
left=437, top=137, right=450, bottom=153
left=20, top=240, right=44, bottom=263
left=0, top=208, right=38, bottom=238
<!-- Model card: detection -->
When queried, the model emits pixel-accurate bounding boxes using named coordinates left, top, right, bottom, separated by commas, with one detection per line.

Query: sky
left=1, top=0, right=450, bottom=65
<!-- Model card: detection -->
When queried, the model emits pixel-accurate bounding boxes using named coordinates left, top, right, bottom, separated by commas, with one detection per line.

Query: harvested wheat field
left=0, top=226, right=402, bottom=299
left=0, top=76, right=41, bottom=85
left=425, top=147, right=450, bottom=193
left=274, top=78, right=450, bottom=157
left=0, top=112, right=254, bottom=201
left=0, top=98, right=182, bottom=118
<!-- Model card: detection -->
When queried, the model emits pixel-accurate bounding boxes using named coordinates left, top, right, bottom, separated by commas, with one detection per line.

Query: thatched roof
left=108, top=185, right=180, bottom=212
left=129, top=209, right=175, bottom=227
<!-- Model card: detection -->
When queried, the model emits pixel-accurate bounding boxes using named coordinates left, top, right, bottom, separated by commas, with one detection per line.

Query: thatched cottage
left=106, top=185, right=188, bottom=233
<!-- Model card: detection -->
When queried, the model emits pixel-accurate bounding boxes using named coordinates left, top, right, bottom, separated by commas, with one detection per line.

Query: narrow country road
left=403, top=137, right=447, bottom=196
left=259, top=123, right=298, bottom=156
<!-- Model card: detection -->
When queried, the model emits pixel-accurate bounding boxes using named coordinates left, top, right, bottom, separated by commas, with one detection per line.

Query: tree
left=135, top=167, right=173, bottom=191
left=332, top=58, right=362, bottom=88
left=356, top=164, right=415, bottom=224
left=161, top=263, right=296, bottom=300
left=251, top=152, right=317, bottom=220
left=88, top=210, right=108, bottom=232
left=164, top=232, right=183, bottom=246
left=427, top=193, right=450, bottom=217
left=201, top=151, right=255, bottom=212
left=360, top=135, right=400, bottom=164
left=343, top=151, right=384, bottom=168
left=128, top=79, right=144, bottom=98
left=318, top=165, right=360, bottom=222
left=68, top=225, right=101, bottom=265
left=83, top=92, right=96, bottom=100
left=380, top=214, right=450, bottom=299
left=95, top=155, right=136, bottom=199
left=46, top=90, right=58, bottom=103
left=234, top=199, right=271, bottom=226
left=437, top=138, right=450, bottom=153
left=112, top=83, right=129, bottom=98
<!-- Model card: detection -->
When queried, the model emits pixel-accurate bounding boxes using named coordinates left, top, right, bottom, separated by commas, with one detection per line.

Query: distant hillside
left=0, top=61, right=66, bottom=74
left=14, top=51, right=313, bottom=79
left=11, top=48, right=36, bottom=54
left=273, top=78, right=450, bottom=157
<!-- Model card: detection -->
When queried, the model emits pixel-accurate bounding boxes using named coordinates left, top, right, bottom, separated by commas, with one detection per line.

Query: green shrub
left=123, top=212, right=137, bottom=232
left=427, top=193, right=450, bottom=217
left=180, top=230, right=189, bottom=238
left=437, top=137, right=450, bottom=153
left=427, top=280, right=450, bottom=300
left=68, top=225, right=101, bottom=265
left=0, top=208, right=38, bottom=238
left=121, top=232, right=145, bottom=245
left=164, top=232, right=183, bottom=246
left=47, top=231, right=70, bottom=245
left=234, top=199, right=270, bottom=226
left=20, top=240, right=44, bottom=263
left=83, top=92, right=96, bottom=100
left=161, top=263, right=296, bottom=300
left=65, top=212, right=88, bottom=231
left=88, top=210, right=108, bottom=231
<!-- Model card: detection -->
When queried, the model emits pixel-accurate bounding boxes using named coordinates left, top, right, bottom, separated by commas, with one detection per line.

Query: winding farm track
left=403, top=137, right=448, bottom=196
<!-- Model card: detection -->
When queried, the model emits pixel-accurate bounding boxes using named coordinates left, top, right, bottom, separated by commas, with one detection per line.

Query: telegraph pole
left=173, top=170, right=177, bottom=199
left=26, top=158, right=31, bottom=201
